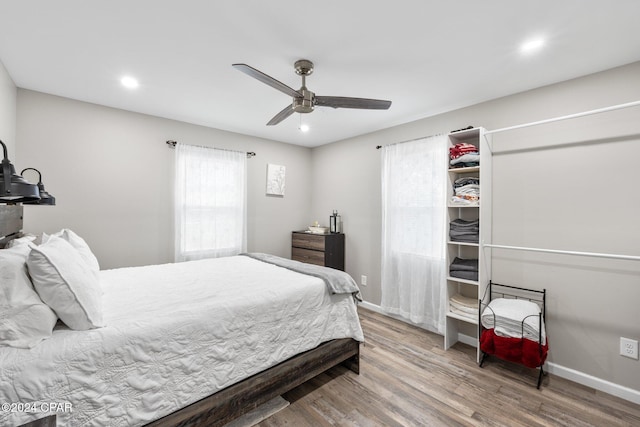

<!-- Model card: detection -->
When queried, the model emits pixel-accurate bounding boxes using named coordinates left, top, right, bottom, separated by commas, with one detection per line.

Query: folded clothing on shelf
left=450, top=196, right=478, bottom=206
left=453, top=177, right=479, bottom=187
left=449, top=293, right=478, bottom=320
left=449, top=218, right=479, bottom=243
left=481, top=298, right=546, bottom=343
left=449, top=143, right=478, bottom=159
left=449, top=257, right=478, bottom=281
left=450, top=153, right=480, bottom=166
left=450, top=306, right=476, bottom=320
left=450, top=162, right=479, bottom=169
left=449, top=143, right=480, bottom=168
left=451, top=176, right=479, bottom=205
left=454, top=184, right=479, bottom=197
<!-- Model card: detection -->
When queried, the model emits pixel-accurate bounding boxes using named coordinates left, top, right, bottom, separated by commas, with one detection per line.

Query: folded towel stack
left=449, top=218, right=479, bottom=243
left=481, top=298, right=546, bottom=342
left=449, top=257, right=478, bottom=281
left=449, top=293, right=478, bottom=321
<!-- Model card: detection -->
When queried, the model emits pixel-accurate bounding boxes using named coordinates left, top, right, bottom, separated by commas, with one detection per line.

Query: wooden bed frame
left=148, top=338, right=359, bottom=427
left=3, top=206, right=361, bottom=427
left=20, top=335, right=359, bottom=427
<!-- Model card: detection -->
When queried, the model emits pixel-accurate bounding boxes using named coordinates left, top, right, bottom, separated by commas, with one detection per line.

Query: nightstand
left=291, top=231, right=345, bottom=271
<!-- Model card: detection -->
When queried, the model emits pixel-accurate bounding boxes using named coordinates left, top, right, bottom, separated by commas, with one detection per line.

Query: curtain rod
left=485, top=100, right=640, bottom=135
left=166, top=140, right=256, bottom=158
left=482, top=243, right=640, bottom=262
left=376, top=133, right=444, bottom=149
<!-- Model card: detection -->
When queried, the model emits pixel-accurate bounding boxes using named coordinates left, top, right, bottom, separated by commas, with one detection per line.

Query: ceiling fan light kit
left=232, top=59, right=392, bottom=126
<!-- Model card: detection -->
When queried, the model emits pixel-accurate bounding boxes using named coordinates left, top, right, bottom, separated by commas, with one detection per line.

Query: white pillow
left=5, top=234, right=38, bottom=248
left=27, top=236, right=104, bottom=330
left=0, top=245, right=58, bottom=348
left=42, top=229, right=100, bottom=273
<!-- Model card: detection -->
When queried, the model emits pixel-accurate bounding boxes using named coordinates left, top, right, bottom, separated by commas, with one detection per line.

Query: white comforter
left=0, top=256, right=364, bottom=427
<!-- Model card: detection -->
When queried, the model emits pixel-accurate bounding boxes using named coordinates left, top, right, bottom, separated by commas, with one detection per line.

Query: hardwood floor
left=257, top=307, right=640, bottom=427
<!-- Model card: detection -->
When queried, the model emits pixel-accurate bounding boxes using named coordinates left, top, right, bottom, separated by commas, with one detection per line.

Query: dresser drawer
left=291, top=231, right=345, bottom=270
left=291, top=247, right=325, bottom=266
left=292, top=233, right=325, bottom=251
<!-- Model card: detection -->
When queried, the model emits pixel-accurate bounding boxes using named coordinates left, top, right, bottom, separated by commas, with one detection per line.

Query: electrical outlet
left=360, top=275, right=367, bottom=286
left=620, top=337, right=639, bottom=360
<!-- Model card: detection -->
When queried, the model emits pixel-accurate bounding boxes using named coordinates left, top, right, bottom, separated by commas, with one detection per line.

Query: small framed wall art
left=266, top=164, right=286, bottom=196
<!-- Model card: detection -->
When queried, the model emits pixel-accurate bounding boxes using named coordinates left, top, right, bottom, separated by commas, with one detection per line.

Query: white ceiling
left=1, top=1, right=640, bottom=147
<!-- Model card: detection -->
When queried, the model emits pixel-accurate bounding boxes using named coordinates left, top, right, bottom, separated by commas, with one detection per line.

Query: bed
left=0, top=206, right=364, bottom=427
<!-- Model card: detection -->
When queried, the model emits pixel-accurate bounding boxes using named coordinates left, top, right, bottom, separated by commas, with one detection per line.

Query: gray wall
left=311, top=61, right=640, bottom=391
left=16, top=90, right=312, bottom=269
left=0, top=60, right=16, bottom=155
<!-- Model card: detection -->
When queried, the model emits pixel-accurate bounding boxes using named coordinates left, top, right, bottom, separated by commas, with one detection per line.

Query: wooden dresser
left=291, top=231, right=345, bottom=271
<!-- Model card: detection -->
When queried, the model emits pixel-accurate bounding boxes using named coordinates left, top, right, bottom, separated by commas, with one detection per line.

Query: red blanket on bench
left=480, top=328, right=548, bottom=368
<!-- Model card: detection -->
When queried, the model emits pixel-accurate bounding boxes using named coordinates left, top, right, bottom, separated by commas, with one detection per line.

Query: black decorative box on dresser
left=291, top=231, right=345, bottom=271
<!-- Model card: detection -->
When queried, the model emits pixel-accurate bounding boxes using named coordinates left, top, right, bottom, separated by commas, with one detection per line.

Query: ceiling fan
left=232, top=59, right=392, bottom=126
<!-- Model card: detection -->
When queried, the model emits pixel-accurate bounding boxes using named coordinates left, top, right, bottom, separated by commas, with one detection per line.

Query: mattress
left=0, top=255, right=364, bottom=426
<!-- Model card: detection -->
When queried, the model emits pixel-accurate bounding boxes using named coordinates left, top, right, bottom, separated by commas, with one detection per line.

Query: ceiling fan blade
left=315, top=96, right=392, bottom=110
left=267, top=104, right=295, bottom=126
left=232, top=63, right=301, bottom=98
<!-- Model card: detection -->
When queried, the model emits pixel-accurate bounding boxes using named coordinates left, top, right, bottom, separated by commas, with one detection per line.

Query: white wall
left=0, top=60, right=16, bottom=155
left=311, top=61, right=640, bottom=392
left=16, top=90, right=312, bottom=269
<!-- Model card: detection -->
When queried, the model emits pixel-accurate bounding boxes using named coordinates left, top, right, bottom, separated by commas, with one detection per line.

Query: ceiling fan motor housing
left=293, top=87, right=314, bottom=113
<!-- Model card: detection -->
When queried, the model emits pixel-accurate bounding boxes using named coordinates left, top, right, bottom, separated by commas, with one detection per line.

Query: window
left=174, top=143, right=246, bottom=261
left=380, top=135, right=447, bottom=332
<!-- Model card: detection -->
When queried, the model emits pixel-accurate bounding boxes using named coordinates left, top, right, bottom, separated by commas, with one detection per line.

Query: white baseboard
left=358, top=301, right=640, bottom=405
left=545, top=362, right=640, bottom=405
left=457, top=333, right=476, bottom=347
left=357, top=301, right=439, bottom=334
left=359, top=301, right=476, bottom=347
left=357, top=300, right=386, bottom=314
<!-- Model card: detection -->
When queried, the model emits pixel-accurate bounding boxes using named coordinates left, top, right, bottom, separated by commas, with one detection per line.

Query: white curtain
left=174, top=143, right=247, bottom=262
left=381, top=134, right=447, bottom=334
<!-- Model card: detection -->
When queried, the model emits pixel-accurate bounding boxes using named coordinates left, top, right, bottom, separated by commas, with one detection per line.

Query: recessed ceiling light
left=121, top=76, right=139, bottom=89
left=520, top=38, right=545, bottom=54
